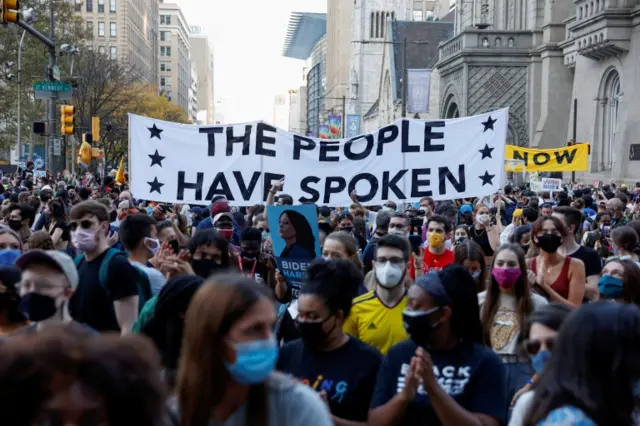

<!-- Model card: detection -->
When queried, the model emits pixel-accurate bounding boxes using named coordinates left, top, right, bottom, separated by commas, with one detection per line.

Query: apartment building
left=78, top=0, right=159, bottom=83
left=158, top=2, right=192, bottom=118
left=189, top=26, right=215, bottom=124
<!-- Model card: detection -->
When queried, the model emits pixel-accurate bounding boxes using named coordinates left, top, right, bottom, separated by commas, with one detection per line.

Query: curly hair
left=0, top=325, right=168, bottom=426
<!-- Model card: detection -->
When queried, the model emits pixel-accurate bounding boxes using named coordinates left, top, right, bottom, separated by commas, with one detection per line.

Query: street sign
left=33, top=81, right=72, bottom=92
left=345, top=114, right=361, bottom=138
left=53, top=137, right=61, bottom=156
left=50, top=65, right=61, bottom=81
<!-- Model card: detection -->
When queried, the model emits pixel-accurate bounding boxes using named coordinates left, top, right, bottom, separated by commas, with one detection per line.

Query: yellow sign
left=505, top=144, right=589, bottom=172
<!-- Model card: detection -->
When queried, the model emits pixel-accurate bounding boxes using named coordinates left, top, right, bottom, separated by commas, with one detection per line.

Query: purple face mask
left=491, top=267, right=521, bottom=290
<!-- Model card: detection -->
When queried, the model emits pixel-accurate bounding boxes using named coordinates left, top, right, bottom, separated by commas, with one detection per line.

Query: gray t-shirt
left=131, top=261, right=166, bottom=296
left=168, top=373, right=333, bottom=426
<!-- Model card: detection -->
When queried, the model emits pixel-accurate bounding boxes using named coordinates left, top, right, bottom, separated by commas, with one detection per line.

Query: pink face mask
left=491, top=267, right=521, bottom=290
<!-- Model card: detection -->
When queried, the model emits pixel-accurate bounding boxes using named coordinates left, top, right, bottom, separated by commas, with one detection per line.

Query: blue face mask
left=225, top=338, right=278, bottom=385
left=262, top=231, right=269, bottom=241
left=598, top=275, right=624, bottom=299
left=0, top=249, right=21, bottom=265
left=531, top=349, right=552, bottom=374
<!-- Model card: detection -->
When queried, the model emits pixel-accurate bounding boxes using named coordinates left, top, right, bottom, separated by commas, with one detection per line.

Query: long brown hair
left=177, top=273, right=273, bottom=426
left=453, top=240, right=486, bottom=292
left=481, top=244, right=534, bottom=349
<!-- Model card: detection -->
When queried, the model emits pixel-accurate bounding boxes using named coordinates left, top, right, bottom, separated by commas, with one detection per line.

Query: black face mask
left=536, top=234, right=562, bottom=253
left=168, top=239, right=180, bottom=255
left=190, top=259, right=222, bottom=278
left=402, top=308, right=441, bottom=348
left=19, top=292, right=60, bottom=322
left=8, top=220, right=22, bottom=231
left=296, top=317, right=335, bottom=348
left=339, top=227, right=353, bottom=234
left=109, top=210, right=117, bottom=223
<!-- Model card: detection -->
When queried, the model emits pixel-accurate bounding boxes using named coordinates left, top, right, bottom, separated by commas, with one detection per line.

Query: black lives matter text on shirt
left=175, top=120, right=466, bottom=204
left=277, top=337, right=382, bottom=422
left=370, top=340, right=508, bottom=426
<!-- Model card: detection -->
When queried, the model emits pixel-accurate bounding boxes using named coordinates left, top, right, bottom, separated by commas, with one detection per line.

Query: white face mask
left=144, top=237, right=161, bottom=256
left=375, top=262, right=404, bottom=288
left=388, top=228, right=407, bottom=237
left=476, top=214, right=489, bottom=225
left=382, top=206, right=394, bottom=212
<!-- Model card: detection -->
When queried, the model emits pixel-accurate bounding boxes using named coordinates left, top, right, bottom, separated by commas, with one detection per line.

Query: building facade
left=288, top=87, right=308, bottom=134
left=437, top=0, right=640, bottom=181
left=325, top=0, right=354, bottom=114
left=306, top=35, right=327, bottom=136
left=189, top=26, right=215, bottom=124
left=78, top=0, right=159, bottom=83
left=158, top=3, right=192, bottom=118
left=188, top=61, right=198, bottom=123
left=272, top=95, right=289, bottom=129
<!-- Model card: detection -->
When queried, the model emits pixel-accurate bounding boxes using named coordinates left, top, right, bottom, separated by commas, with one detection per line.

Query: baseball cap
left=211, top=199, right=230, bottom=216
left=16, top=250, right=79, bottom=290
left=459, top=204, right=473, bottom=215
left=212, top=212, right=233, bottom=225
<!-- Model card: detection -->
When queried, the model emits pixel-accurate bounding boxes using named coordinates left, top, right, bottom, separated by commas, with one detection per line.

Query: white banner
left=129, top=109, right=508, bottom=206
left=407, top=69, right=432, bottom=114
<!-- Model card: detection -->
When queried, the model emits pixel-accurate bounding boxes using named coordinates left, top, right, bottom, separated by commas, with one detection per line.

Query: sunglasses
left=69, top=220, right=95, bottom=231
left=523, top=337, right=556, bottom=356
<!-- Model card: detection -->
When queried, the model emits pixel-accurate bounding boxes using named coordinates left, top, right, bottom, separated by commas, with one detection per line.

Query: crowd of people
left=0, top=161, right=639, bottom=425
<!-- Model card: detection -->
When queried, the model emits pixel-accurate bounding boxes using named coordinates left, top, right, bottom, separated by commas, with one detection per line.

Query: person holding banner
left=277, top=210, right=316, bottom=260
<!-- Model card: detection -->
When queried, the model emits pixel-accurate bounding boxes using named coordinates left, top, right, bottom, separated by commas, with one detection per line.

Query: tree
left=0, top=0, right=88, bottom=159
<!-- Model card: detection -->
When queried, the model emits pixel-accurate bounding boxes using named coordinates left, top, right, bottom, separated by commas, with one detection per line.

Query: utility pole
left=572, top=98, right=577, bottom=183
left=16, top=29, right=25, bottom=162
left=341, top=95, right=346, bottom=137
left=401, top=37, right=407, bottom=118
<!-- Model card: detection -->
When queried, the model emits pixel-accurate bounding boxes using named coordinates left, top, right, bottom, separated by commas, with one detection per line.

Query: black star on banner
left=479, top=144, right=494, bottom=159
left=147, top=177, right=164, bottom=194
left=481, top=116, right=497, bottom=132
left=478, top=171, right=496, bottom=186
left=148, top=124, right=163, bottom=139
left=148, top=149, right=165, bottom=167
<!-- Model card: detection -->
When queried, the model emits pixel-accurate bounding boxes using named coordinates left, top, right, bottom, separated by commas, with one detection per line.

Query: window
left=160, top=31, right=171, bottom=41
left=74, top=0, right=82, bottom=12
left=160, top=62, right=172, bottom=72
left=413, top=10, right=423, bottom=20
left=110, top=47, right=117, bottom=59
left=160, top=15, right=165, bottom=24
left=160, top=15, right=171, bottom=25
left=87, top=21, right=93, bottom=33
left=600, top=70, right=620, bottom=171
left=160, top=46, right=172, bottom=57
left=98, top=22, right=105, bottom=36
left=166, top=15, right=171, bottom=25
left=160, top=77, right=166, bottom=86
left=110, top=22, right=116, bottom=37
left=98, top=0, right=104, bottom=12
left=98, top=46, right=105, bottom=54
left=86, top=0, right=93, bottom=12
left=109, top=0, right=116, bottom=12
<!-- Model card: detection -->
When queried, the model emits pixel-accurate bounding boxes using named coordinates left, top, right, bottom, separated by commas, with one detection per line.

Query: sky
left=174, top=0, right=327, bottom=123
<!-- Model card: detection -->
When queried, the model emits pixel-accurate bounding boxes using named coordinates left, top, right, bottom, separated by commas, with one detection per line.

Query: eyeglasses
left=523, top=337, right=556, bottom=356
left=375, top=256, right=405, bottom=265
left=69, top=220, right=95, bottom=231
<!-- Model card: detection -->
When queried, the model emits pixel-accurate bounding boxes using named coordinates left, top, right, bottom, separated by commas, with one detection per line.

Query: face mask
left=225, top=337, right=278, bottom=385
left=19, top=292, right=61, bottom=322
left=388, top=228, right=406, bottom=237
left=216, top=228, right=233, bottom=241
left=72, top=228, right=98, bottom=252
left=241, top=251, right=258, bottom=261
left=144, top=237, right=160, bottom=256
left=471, top=270, right=481, bottom=280
left=146, top=207, right=153, bottom=216
left=261, top=231, right=269, bottom=241
left=119, top=211, right=128, bottom=221
left=492, top=267, right=521, bottom=290
left=296, top=317, right=334, bottom=348
left=190, top=258, right=221, bottom=278
left=109, top=210, right=117, bottom=223
left=476, top=214, right=489, bottom=225
left=339, top=226, right=353, bottom=234
left=455, top=237, right=466, bottom=244
left=375, top=262, right=404, bottom=288
left=536, top=234, right=562, bottom=253
left=8, top=220, right=22, bottom=231
left=531, top=349, right=552, bottom=374
left=382, top=206, right=394, bottom=212
left=633, top=379, right=640, bottom=398
left=168, top=239, right=180, bottom=254
left=598, top=275, right=624, bottom=299
left=428, top=233, right=445, bottom=248
left=402, top=308, right=441, bottom=347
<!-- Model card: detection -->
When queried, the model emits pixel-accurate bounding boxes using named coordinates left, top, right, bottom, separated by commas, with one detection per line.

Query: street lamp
left=60, top=44, right=80, bottom=75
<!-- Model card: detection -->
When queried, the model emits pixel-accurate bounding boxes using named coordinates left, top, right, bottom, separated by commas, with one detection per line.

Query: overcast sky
left=174, top=0, right=326, bottom=123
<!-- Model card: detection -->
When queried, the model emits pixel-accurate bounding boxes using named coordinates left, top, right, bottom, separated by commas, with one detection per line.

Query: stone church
left=436, top=0, right=640, bottom=181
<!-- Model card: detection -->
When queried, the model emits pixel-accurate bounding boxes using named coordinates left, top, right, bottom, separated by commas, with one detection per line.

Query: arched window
left=370, top=12, right=374, bottom=38
left=391, top=11, right=395, bottom=20
left=600, top=70, right=621, bottom=171
left=375, top=12, right=380, bottom=38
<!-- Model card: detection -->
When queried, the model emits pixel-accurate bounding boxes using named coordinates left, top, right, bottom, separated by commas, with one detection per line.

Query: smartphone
left=602, top=225, right=611, bottom=238
left=160, top=204, right=170, bottom=212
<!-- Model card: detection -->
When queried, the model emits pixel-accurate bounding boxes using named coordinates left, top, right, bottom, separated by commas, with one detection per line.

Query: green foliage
left=0, top=0, right=88, bottom=159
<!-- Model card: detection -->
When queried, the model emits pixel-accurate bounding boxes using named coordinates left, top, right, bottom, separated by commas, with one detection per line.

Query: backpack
left=132, top=295, right=157, bottom=333
left=74, top=248, right=152, bottom=313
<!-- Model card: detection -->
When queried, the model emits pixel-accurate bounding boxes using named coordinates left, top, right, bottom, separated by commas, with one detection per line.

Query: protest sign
left=541, top=178, right=562, bottom=191
left=266, top=204, right=320, bottom=299
left=129, top=108, right=508, bottom=206
left=505, top=144, right=588, bottom=172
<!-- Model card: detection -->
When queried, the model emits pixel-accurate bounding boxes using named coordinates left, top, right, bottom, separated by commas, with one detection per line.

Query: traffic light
left=91, top=116, right=100, bottom=141
left=60, top=105, right=75, bottom=135
left=1, top=0, right=20, bottom=23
